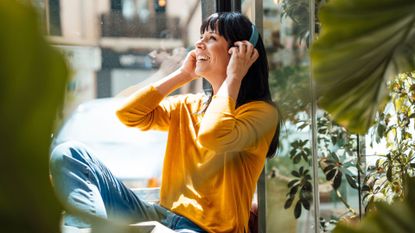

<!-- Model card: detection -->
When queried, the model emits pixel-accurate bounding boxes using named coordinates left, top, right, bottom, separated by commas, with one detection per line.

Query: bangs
left=200, top=13, right=232, bottom=44
left=200, top=12, right=249, bottom=45
left=200, top=13, right=220, bottom=35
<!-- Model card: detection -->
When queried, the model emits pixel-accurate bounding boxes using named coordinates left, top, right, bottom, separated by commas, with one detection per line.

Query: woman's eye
left=209, top=36, right=216, bottom=41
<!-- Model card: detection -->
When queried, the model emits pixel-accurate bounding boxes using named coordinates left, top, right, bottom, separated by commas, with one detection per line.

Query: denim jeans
left=50, top=141, right=205, bottom=233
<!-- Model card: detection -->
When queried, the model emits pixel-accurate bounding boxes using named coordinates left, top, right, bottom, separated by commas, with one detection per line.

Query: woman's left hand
left=226, top=40, right=259, bottom=82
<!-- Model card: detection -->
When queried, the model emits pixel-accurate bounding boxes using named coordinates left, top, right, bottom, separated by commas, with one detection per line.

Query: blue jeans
left=50, top=141, right=205, bottom=232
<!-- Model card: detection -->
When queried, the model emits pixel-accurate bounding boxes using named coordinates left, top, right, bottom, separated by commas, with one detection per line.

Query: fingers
left=180, top=49, right=198, bottom=78
left=230, top=41, right=258, bottom=67
left=188, top=49, right=197, bottom=60
left=251, top=48, right=259, bottom=61
left=228, top=46, right=237, bottom=55
left=234, top=41, right=247, bottom=55
left=233, top=41, right=257, bottom=58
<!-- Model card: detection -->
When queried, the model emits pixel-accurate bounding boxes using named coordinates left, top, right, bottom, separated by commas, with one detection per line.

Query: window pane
left=41, top=0, right=202, bottom=190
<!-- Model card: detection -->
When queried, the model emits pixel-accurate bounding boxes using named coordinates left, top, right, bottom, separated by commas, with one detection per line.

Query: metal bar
left=231, top=0, right=241, bottom=12
left=44, top=0, right=50, bottom=34
left=257, top=169, right=266, bottom=233
left=308, top=0, right=320, bottom=232
left=200, top=0, right=216, bottom=94
left=250, top=1, right=266, bottom=232
left=357, top=134, right=362, bottom=219
left=216, top=0, right=230, bottom=12
left=252, top=0, right=263, bottom=33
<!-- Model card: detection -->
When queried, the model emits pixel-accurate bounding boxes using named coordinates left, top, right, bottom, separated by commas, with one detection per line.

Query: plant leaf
left=362, top=185, right=371, bottom=192
left=310, top=0, right=415, bottom=134
left=0, top=1, right=69, bottom=232
left=323, top=164, right=335, bottom=173
left=326, top=169, right=337, bottom=180
left=302, top=181, right=313, bottom=193
left=387, top=166, right=393, bottom=182
left=333, top=171, right=343, bottom=189
left=284, top=196, right=295, bottom=209
left=293, top=154, right=302, bottom=164
left=292, top=170, right=301, bottom=177
left=299, top=166, right=304, bottom=175
left=289, top=185, right=299, bottom=196
left=288, top=179, right=300, bottom=188
left=301, top=197, right=311, bottom=210
left=346, top=174, right=359, bottom=189
left=294, top=201, right=302, bottom=219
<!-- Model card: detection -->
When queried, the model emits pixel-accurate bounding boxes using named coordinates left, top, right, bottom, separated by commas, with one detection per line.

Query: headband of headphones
left=249, top=24, right=259, bottom=47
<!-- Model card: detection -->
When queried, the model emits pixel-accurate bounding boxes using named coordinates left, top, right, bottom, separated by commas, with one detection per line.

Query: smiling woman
left=50, top=11, right=281, bottom=233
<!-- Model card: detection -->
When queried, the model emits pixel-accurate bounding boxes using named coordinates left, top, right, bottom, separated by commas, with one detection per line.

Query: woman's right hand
left=179, top=49, right=198, bottom=81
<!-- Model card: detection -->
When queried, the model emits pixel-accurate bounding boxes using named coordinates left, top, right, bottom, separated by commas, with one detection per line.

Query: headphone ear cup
left=248, top=25, right=259, bottom=47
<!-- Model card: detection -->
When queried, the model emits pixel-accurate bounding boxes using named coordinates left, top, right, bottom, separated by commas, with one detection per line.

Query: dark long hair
left=200, top=12, right=281, bottom=158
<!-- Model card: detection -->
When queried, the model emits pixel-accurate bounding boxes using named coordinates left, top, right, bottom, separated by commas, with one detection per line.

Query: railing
left=100, top=11, right=181, bottom=39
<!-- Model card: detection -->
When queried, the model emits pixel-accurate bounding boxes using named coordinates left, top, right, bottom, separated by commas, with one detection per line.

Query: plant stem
left=335, top=189, right=357, bottom=216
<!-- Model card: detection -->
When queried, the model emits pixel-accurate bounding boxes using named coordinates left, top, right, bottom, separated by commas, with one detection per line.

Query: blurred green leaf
left=311, top=0, right=415, bottom=134
left=0, top=1, right=68, bottom=232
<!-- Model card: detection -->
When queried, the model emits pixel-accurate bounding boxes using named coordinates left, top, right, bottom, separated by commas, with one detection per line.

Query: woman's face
left=194, top=27, right=230, bottom=84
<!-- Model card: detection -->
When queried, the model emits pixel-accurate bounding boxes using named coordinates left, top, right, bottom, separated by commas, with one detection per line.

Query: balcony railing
left=101, top=11, right=181, bottom=39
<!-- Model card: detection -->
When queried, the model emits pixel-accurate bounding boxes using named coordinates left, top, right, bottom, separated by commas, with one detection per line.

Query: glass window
left=37, top=0, right=203, bottom=190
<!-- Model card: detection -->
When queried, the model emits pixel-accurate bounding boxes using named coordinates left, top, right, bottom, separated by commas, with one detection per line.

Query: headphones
left=249, top=25, right=259, bottom=47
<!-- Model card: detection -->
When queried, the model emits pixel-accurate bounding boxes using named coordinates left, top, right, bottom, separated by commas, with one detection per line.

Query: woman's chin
left=194, top=69, right=205, bottom=77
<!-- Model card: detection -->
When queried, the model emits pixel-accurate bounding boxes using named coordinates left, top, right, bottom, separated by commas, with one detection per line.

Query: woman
left=50, top=12, right=280, bottom=233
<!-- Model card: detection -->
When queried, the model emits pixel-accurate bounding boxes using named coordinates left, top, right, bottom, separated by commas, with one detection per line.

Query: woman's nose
left=195, top=39, right=205, bottom=50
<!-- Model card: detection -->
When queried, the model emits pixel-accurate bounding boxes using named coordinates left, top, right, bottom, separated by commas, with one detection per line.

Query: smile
left=196, top=55, right=210, bottom=62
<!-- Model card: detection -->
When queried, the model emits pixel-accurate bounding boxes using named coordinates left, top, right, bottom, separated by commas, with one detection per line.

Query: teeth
left=197, top=55, right=209, bottom=61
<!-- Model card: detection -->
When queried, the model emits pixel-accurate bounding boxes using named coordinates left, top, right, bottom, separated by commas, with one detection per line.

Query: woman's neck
left=207, top=77, right=225, bottom=95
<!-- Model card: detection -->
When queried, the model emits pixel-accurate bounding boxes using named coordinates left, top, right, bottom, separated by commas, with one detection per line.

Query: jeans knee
left=50, top=141, right=87, bottom=174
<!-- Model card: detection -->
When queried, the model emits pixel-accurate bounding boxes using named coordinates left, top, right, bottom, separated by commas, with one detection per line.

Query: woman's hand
left=179, top=49, right=199, bottom=81
left=226, top=41, right=259, bottom=81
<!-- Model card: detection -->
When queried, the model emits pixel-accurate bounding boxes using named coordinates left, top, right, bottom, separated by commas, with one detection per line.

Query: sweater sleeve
left=116, top=85, right=179, bottom=131
left=197, top=95, right=278, bottom=153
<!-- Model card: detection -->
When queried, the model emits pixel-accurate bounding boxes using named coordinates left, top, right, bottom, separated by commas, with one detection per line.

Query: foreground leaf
left=0, top=1, right=68, bottom=232
left=311, top=0, right=415, bottom=134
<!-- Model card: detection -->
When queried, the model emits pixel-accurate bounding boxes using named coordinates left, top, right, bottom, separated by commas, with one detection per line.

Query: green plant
left=269, top=65, right=361, bottom=221
left=285, top=166, right=313, bottom=218
left=0, top=1, right=68, bottom=232
left=363, top=72, right=415, bottom=210
left=269, top=65, right=310, bottom=121
left=281, top=111, right=361, bottom=220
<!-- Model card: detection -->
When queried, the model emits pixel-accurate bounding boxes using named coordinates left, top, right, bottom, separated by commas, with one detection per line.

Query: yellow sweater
left=116, top=85, right=278, bottom=233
